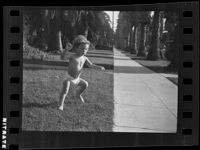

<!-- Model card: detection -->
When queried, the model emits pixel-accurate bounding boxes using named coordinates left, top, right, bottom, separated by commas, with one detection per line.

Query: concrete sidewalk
left=113, top=48, right=178, bottom=132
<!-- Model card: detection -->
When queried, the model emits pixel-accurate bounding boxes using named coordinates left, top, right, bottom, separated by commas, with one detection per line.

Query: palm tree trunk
left=126, top=36, right=129, bottom=50
left=83, top=25, right=89, bottom=38
left=57, top=30, right=63, bottom=51
left=144, top=25, right=147, bottom=52
left=130, top=25, right=136, bottom=54
left=47, top=10, right=63, bottom=52
left=137, top=23, right=146, bottom=57
left=135, top=25, right=139, bottom=53
left=167, top=24, right=179, bottom=69
left=147, top=11, right=161, bottom=60
left=127, top=24, right=132, bottom=52
left=129, top=27, right=132, bottom=48
left=159, top=12, right=164, bottom=59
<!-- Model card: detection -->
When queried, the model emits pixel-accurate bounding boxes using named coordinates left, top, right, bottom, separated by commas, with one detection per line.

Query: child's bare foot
left=58, top=105, right=64, bottom=111
left=77, top=95, right=85, bottom=103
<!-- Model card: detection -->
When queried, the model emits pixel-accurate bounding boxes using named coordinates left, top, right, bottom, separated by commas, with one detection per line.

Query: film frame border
left=3, top=2, right=199, bottom=149
left=3, top=6, right=22, bottom=150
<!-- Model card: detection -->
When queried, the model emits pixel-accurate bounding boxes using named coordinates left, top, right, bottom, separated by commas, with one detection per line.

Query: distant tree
left=115, top=12, right=131, bottom=50
left=136, top=12, right=151, bottom=57
left=115, top=11, right=151, bottom=55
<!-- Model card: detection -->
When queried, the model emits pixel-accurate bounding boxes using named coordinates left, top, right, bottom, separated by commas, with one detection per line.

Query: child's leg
left=76, top=78, right=88, bottom=103
left=58, top=80, right=71, bottom=110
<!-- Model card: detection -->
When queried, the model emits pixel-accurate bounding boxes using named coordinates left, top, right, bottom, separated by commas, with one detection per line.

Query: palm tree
left=115, top=11, right=151, bottom=55
left=95, top=11, right=113, bottom=48
left=129, top=11, right=141, bottom=54
left=24, top=9, right=114, bottom=52
left=147, top=11, right=162, bottom=60
left=46, top=9, right=63, bottom=52
left=164, top=11, right=179, bottom=69
left=115, top=11, right=133, bottom=50
left=23, top=8, right=48, bottom=49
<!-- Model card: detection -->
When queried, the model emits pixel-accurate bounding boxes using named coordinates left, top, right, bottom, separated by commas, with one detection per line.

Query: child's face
left=76, top=44, right=89, bottom=56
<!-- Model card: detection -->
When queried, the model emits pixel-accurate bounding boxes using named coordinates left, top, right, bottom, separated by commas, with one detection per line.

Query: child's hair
left=72, top=35, right=90, bottom=49
left=61, top=35, right=90, bottom=59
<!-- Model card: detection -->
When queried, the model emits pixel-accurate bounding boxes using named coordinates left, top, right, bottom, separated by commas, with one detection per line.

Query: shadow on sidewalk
left=114, top=57, right=146, bottom=60
left=114, top=66, right=177, bottom=74
left=114, top=65, right=176, bottom=74
left=115, top=49, right=177, bottom=73
left=88, top=51, right=113, bottom=56
left=166, top=77, right=178, bottom=85
left=114, top=66, right=178, bottom=84
left=114, top=66, right=155, bottom=74
left=86, top=55, right=113, bottom=59
left=119, top=51, right=147, bottom=60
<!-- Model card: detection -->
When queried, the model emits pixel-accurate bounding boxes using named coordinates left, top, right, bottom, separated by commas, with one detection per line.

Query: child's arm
left=85, top=57, right=105, bottom=70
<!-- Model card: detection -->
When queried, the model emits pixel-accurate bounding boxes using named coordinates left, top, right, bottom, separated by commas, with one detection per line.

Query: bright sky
left=104, top=11, right=119, bottom=32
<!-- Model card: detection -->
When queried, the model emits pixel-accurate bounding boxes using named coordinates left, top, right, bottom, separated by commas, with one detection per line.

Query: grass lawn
left=23, top=49, right=114, bottom=70
left=22, top=68, right=113, bottom=132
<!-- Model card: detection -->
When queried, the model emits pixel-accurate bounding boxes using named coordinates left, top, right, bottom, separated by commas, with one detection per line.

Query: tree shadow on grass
left=23, top=58, right=68, bottom=67
left=23, top=101, right=58, bottom=109
left=23, top=63, right=114, bottom=70
left=23, top=100, right=80, bottom=109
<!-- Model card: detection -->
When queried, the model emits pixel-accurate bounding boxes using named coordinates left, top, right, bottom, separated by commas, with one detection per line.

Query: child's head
left=72, top=35, right=90, bottom=55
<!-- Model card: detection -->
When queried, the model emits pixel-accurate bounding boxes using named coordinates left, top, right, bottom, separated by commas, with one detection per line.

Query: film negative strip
left=3, top=6, right=22, bottom=150
left=3, top=2, right=199, bottom=149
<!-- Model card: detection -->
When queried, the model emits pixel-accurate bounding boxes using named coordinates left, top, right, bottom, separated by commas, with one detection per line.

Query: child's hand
left=100, top=66, right=105, bottom=70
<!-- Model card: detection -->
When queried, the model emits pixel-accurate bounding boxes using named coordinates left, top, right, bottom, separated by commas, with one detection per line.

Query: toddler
left=58, top=35, right=105, bottom=111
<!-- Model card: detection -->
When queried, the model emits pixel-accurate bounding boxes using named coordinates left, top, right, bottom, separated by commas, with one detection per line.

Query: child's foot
left=77, top=95, right=85, bottom=103
left=58, top=105, right=64, bottom=111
